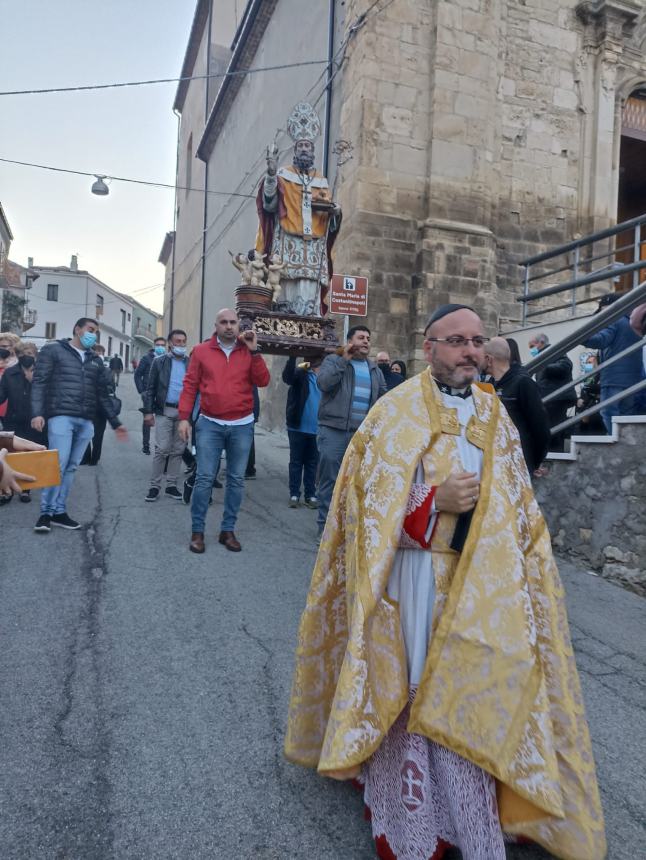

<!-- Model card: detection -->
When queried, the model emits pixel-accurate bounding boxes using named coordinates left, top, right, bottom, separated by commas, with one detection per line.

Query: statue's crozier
left=255, top=102, right=341, bottom=316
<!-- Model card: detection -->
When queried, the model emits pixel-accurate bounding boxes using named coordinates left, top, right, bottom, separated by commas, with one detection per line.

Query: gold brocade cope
left=285, top=370, right=606, bottom=860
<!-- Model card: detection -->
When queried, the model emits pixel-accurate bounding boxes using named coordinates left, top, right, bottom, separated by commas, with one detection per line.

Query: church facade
left=162, top=0, right=646, bottom=388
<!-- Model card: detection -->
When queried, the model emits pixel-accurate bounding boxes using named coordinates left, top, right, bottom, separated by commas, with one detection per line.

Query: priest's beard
left=431, top=349, right=481, bottom=389
left=293, top=152, right=315, bottom=171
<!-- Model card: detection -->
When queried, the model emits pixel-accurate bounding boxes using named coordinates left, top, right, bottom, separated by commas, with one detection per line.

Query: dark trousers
left=288, top=430, right=318, bottom=499
left=317, top=426, right=354, bottom=531
left=246, top=435, right=256, bottom=476
left=545, top=401, right=569, bottom=453
left=142, top=419, right=151, bottom=449
left=81, top=415, right=107, bottom=464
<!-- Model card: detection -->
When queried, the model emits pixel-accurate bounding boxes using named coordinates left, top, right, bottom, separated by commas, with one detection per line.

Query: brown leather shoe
left=218, top=530, right=241, bottom=552
left=189, top=532, right=205, bottom=554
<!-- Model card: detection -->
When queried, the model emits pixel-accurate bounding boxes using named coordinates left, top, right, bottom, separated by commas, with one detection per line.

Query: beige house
left=162, top=0, right=646, bottom=383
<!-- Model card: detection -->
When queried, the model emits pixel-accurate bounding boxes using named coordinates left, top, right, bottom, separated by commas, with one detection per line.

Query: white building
left=28, top=256, right=134, bottom=365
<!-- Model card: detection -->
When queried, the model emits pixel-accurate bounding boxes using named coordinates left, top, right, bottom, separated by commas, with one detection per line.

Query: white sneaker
left=289, top=496, right=299, bottom=508
left=304, top=496, right=319, bottom=509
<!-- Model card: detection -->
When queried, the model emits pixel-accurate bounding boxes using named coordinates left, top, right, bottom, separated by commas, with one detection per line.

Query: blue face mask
left=80, top=332, right=97, bottom=349
left=583, top=363, right=594, bottom=374
left=154, top=345, right=166, bottom=356
left=171, top=346, right=186, bottom=357
left=529, top=346, right=540, bottom=358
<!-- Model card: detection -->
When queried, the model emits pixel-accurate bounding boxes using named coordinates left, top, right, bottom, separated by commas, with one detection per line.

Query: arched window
left=616, top=88, right=646, bottom=290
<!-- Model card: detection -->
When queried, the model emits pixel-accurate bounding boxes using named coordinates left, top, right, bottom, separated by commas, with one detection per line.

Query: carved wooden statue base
left=236, top=307, right=339, bottom=357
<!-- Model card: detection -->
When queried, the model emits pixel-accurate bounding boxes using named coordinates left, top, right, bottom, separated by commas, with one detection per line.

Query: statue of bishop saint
left=255, top=102, right=341, bottom=317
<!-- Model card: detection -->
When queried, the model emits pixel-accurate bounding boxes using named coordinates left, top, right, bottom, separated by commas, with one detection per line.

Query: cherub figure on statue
left=266, top=253, right=286, bottom=302
left=229, top=250, right=252, bottom=286
left=249, top=250, right=267, bottom=287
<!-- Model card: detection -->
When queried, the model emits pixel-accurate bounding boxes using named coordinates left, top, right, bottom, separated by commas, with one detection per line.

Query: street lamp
left=91, top=175, right=109, bottom=196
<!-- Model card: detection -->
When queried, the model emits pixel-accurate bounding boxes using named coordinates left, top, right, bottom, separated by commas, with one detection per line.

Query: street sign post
left=329, top=275, right=368, bottom=340
left=329, top=274, right=368, bottom=316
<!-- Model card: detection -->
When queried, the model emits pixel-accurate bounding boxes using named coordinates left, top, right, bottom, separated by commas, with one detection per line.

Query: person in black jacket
left=484, top=338, right=551, bottom=473
left=134, top=337, right=167, bottom=454
left=80, top=344, right=117, bottom=466
left=31, top=318, right=126, bottom=532
left=528, top=332, right=575, bottom=452
left=109, top=353, right=124, bottom=388
left=0, top=341, right=45, bottom=502
left=376, top=351, right=404, bottom=391
left=282, top=354, right=322, bottom=508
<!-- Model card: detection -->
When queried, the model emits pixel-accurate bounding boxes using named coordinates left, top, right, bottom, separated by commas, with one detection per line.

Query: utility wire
left=0, top=157, right=256, bottom=198
left=0, top=60, right=328, bottom=97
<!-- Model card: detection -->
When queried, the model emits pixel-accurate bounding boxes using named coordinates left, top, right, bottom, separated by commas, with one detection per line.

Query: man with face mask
left=143, top=329, right=189, bottom=502
left=255, top=102, right=341, bottom=316
left=527, top=332, right=575, bottom=452
left=376, top=350, right=404, bottom=391
left=31, top=317, right=127, bottom=532
left=135, top=336, right=167, bottom=454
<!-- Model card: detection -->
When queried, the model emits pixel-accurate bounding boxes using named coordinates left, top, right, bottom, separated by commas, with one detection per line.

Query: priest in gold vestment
left=285, top=305, right=606, bottom=860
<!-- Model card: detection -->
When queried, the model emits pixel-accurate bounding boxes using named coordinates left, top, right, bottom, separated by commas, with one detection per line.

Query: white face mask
left=171, top=346, right=186, bottom=357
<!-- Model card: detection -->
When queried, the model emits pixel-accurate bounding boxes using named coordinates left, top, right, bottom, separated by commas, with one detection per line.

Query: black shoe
left=51, top=513, right=81, bottom=530
left=165, top=486, right=183, bottom=500
left=142, top=445, right=150, bottom=455
left=244, top=471, right=256, bottom=480
left=145, top=487, right=160, bottom=502
left=213, top=478, right=223, bottom=489
left=182, top=476, right=194, bottom=505
left=34, top=514, right=52, bottom=533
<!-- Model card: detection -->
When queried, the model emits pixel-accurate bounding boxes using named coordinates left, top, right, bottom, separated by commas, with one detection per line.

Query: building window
left=47, top=283, right=59, bottom=302
left=119, top=341, right=124, bottom=357
left=186, top=133, right=193, bottom=196
left=107, top=336, right=113, bottom=354
left=120, top=309, right=126, bottom=332
left=45, top=322, right=57, bottom=339
left=96, top=294, right=104, bottom=317
left=127, top=312, right=131, bottom=322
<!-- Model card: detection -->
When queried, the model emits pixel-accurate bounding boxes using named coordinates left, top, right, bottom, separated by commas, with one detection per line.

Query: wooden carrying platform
left=236, top=307, right=339, bottom=357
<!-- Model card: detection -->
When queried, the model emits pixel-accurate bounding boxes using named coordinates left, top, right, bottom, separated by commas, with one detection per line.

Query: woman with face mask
left=0, top=341, right=45, bottom=502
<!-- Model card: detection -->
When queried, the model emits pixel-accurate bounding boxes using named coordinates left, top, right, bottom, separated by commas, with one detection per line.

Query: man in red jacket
left=178, top=309, right=270, bottom=553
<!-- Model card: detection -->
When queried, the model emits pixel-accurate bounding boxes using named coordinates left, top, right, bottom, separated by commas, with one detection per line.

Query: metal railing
left=22, top=307, right=37, bottom=329
left=523, top=281, right=646, bottom=437
left=517, top=213, right=646, bottom=325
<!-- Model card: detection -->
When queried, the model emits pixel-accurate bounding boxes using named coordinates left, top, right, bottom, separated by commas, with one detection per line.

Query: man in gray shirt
left=316, top=325, right=387, bottom=537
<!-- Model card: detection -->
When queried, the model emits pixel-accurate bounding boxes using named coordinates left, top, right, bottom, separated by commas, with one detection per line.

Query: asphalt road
left=1, top=377, right=644, bottom=859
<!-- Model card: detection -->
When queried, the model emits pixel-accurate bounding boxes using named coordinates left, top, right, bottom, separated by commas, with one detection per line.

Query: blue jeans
left=40, top=415, right=94, bottom=515
left=191, top=417, right=254, bottom=533
left=288, top=430, right=318, bottom=499
left=600, top=385, right=637, bottom=434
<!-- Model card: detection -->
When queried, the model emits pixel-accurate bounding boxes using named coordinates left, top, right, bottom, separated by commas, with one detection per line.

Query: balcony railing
left=22, top=307, right=37, bottom=331
left=133, top=323, right=156, bottom=342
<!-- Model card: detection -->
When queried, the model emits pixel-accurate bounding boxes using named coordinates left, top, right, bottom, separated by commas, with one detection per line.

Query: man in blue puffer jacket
left=582, top=294, right=645, bottom=433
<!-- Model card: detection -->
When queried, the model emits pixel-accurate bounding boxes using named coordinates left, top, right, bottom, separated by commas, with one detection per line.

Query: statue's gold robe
left=285, top=369, right=606, bottom=860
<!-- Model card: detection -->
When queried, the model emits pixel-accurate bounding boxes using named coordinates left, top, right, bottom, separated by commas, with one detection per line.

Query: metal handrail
left=517, top=258, right=646, bottom=304
left=524, top=282, right=646, bottom=375
left=519, top=212, right=646, bottom=267
left=550, top=378, right=646, bottom=436
left=542, top=336, right=646, bottom=403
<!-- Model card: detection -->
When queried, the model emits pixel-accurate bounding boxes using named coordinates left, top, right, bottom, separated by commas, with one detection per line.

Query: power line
left=0, top=157, right=256, bottom=198
left=0, top=59, right=328, bottom=97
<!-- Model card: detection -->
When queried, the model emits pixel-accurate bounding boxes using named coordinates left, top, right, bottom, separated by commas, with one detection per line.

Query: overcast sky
left=0, top=0, right=199, bottom=313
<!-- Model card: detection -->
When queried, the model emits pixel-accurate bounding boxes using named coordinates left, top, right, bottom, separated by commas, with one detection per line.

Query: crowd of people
left=4, top=297, right=644, bottom=859
left=1, top=294, right=644, bottom=530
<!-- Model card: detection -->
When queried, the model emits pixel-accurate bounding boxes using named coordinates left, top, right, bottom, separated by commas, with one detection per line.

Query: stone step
left=547, top=415, right=646, bottom=462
